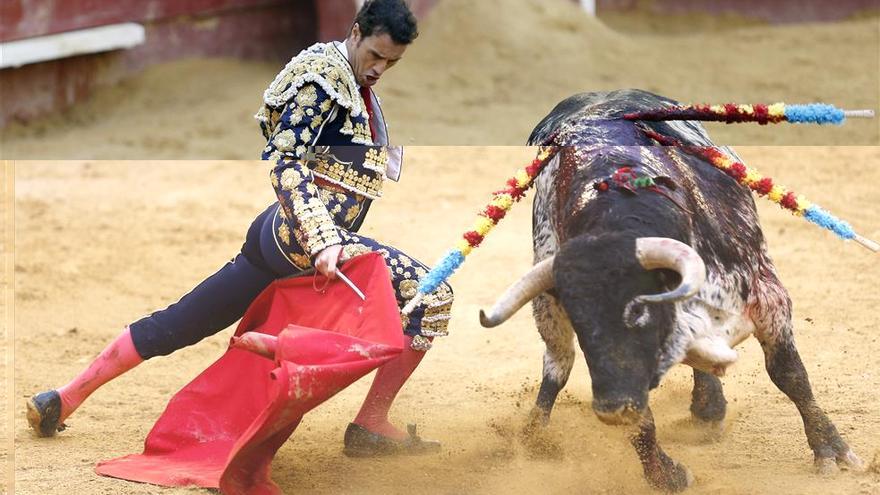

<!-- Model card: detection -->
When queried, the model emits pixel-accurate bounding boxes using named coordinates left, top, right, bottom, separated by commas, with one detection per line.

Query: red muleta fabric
left=95, top=253, right=404, bottom=494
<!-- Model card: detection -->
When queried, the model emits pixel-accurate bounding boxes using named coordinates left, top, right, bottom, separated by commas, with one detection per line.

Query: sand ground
left=1, top=0, right=878, bottom=157
left=9, top=146, right=880, bottom=494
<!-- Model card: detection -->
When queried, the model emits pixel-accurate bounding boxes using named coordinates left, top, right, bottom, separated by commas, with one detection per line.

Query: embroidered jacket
left=257, top=42, right=402, bottom=257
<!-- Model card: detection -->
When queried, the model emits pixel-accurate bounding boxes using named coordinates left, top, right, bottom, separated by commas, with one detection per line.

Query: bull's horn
left=634, top=237, right=706, bottom=304
left=480, top=257, right=555, bottom=328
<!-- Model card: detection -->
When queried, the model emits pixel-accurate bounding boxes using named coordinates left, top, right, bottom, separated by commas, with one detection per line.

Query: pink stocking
left=352, top=335, right=429, bottom=440
left=57, top=326, right=145, bottom=422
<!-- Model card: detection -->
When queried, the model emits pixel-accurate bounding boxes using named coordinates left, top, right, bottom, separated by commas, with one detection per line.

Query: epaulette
left=257, top=43, right=365, bottom=122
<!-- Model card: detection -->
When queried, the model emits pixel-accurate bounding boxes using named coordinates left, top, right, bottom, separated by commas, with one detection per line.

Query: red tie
left=359, top=86, right=376, bottom=142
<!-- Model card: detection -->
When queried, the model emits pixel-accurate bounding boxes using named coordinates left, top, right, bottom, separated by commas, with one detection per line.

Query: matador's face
left=347, top=24, right=407, bottom=88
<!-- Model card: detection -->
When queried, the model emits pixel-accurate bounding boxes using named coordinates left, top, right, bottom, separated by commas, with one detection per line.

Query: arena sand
left=1, top=0, right=878, bottom=157
left=10, top=146, right=880, bottom=494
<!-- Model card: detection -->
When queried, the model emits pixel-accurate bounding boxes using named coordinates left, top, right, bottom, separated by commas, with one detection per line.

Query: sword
left=336, top=270, right=366, bottom=301
left=284, top=265, right=367, bottom=301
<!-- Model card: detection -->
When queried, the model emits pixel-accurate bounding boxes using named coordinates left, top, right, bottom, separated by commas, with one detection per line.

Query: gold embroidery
left=295, top=85, right=318, bottom=107
left=399, top=280, right=418, bottom=300
left=256, top=42, right=371, bottom=144
left=363, top=148, right=389, bottom=174
left=280, top=167, right=305, bottom=190
left=353, top=121, right=371, bottom=142
left=289, top=107, right=304, bottom=126
left=344, top=204, right=361, bottom=224
left=287, top=190, right=343, bottom=256
left=289, top=253, right=312, bottom=269
left=342, top=243, right=373, bottom=261
left=419, top=283, right=454, bottom=337
left=411, top=335, right=432, bottom=351
left=300, top=127, right=312, bottom=144
left=277, top=222, right=291, bottom=244
left=273, top=129, right=298, bottom=152
left=311, top=155, right=385, bottom=199
left=341, top=114, right=354, bottom=135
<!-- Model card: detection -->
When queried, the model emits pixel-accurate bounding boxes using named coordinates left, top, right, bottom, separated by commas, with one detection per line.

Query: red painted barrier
left=0, top=1, right=317, bottom=127
left=0, top=0, right=293, bottom=42
left=0, top=0, right=439, bottom=128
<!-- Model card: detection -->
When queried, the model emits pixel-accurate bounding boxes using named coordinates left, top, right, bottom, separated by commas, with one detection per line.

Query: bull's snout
left=592, top=398, right=645, bottom=426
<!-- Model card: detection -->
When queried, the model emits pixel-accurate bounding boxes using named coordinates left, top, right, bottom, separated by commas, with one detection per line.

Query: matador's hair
left=354, top=0, right=419, bottom=45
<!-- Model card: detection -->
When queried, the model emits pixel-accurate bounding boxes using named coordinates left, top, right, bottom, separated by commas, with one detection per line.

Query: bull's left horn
left=480, top=257, right=555, bottom=328
left=634, top=237, right=706, bottom=304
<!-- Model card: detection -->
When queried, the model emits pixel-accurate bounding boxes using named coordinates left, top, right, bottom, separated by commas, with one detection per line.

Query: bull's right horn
left=633, top=237, right=706, bottom=304
left=480, top=257, right=555, bottom=328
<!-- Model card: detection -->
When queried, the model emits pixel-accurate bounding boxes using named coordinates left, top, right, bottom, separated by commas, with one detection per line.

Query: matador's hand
left=314, top=244, right=343, bottom=279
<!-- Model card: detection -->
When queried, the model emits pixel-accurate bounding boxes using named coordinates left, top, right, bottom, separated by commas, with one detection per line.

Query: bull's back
left=530, top=90, right=769, bottom=273
left=528, top=89, right=715, bottom=149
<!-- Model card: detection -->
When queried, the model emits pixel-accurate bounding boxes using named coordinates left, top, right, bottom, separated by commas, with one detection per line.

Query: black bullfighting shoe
left=343, top=423, right=441, bottom=457
left=26, top=390, right=67, bottom=437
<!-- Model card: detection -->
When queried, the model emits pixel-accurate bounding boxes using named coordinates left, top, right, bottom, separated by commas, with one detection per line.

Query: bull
left=480, top=89, right=863, bottom=491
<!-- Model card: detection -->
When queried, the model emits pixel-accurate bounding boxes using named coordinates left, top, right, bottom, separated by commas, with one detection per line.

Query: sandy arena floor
left=10, top=146, right=880, bottom=494
left=1, top=0, right=878, bottom=157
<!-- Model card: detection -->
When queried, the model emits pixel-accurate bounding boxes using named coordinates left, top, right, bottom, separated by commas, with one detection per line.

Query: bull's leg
left=759, top=335, right=863, bottom=473
left=630, top=407, right=693, bottom=492
left=752, top=281, right=863, bottom=473
left=530, top=293, right=576, bottom=426
left=690, top=369, right=726, bottom=423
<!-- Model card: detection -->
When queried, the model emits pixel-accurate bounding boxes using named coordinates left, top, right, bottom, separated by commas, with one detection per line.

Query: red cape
left=96, top=253, right=403, bottom=494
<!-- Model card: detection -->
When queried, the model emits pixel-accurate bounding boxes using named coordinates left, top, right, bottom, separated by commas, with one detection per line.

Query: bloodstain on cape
left=95, top=253, right=404, bottom=494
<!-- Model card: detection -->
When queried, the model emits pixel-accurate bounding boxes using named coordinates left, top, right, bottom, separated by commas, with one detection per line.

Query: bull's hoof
left=520, top=407, right=563, bottom=460
left=814, top=457, right=839, bottom=475
left=644, top=459, right=694, bottom=493
left=838, top=449, right=865, bottom=471
left=522, top=407, right=550, bottom=434
left=815, top=449, right=865, bottom=474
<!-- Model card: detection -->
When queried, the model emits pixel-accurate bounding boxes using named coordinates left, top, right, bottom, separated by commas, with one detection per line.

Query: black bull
left=480, top=90, right=863, bottom=491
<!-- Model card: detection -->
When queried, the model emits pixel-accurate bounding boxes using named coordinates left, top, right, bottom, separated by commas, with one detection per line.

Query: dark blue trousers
left=129, top=204, right=295, bottom=359
left=129, top=201, right=454, bottom=358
